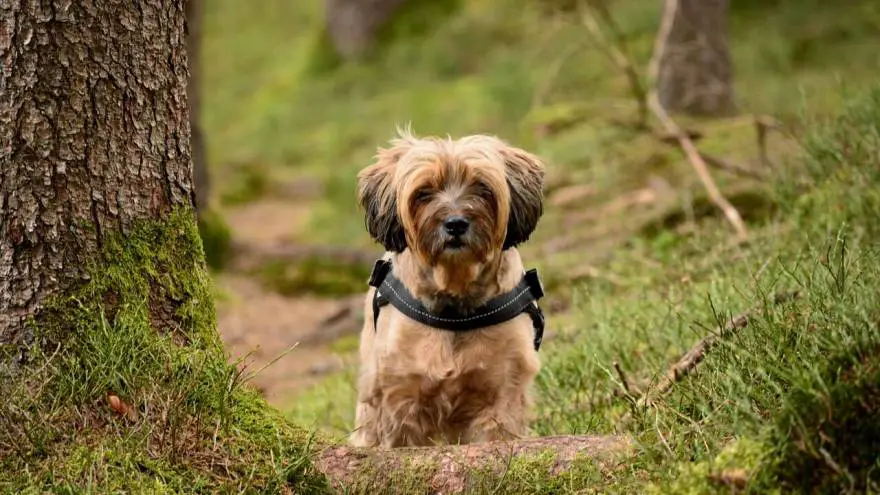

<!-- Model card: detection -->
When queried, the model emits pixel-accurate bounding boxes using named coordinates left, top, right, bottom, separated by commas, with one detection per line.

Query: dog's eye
left=475, top=184, right=494, bottom=200
left=414, top=189, right=433, bottom=203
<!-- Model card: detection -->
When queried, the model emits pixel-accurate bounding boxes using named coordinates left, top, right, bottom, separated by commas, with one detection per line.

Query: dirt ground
left=214, top=198, right=361, bottom=405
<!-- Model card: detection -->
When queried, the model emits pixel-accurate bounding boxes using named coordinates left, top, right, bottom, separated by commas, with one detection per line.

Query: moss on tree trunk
left=0, top=0, right=195, bottom=347
left=0, top=1, right=327, bottom=491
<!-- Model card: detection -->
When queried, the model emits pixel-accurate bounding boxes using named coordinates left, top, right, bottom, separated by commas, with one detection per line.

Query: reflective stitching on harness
left=383, top=280, right=532, bottom=324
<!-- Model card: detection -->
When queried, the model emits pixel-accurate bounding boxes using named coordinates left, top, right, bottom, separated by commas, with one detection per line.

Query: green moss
left=0, top=209, right=329, bottom=493
left=647, top=438, right=769, bottom=495
left=467, top=450, right=607, bottom=494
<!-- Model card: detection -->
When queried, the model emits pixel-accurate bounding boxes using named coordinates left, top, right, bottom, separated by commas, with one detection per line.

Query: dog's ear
left=356, top=133, right=413, bottom=252
left=500, top=145, right=545, bottom=250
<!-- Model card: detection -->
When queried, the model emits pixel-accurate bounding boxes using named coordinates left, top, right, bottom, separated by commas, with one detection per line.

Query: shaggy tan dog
left=350, top=128, right=546, bottom=448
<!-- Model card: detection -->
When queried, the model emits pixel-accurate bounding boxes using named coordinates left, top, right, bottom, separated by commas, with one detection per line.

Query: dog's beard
left=416, top=225, right=493, bottom=266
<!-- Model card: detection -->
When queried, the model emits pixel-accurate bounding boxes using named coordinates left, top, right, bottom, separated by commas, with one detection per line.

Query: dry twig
left=613, top=362, right=630, bottom=393
left=655, top=138, right=767, bottom=180
left=635, top=290, right=800, bottom=410
left=300, top=296, right=365, bottom=345
left=579, top=2, right=648, bottom=127
left=700, top=153, right=767, bottom=181
left=568, top=263, right=625, bottom=286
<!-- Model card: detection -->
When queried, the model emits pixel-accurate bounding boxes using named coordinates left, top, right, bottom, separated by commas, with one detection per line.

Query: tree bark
left=655, top=0, right=736, bottom=116
left=324, top=0, right=408, bottom=60
left=186, top=0, right=209, bottom=216
left=0, top=1, right=194, bottom=347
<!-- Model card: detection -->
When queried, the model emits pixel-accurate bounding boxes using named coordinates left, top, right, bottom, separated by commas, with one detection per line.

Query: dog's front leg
left=351, top=356, right=383, bottom=447
left=465, top=402, right=528, bottom=444
left=465, top=356, right=538, bottom=443
left=350, top=399, right=380, bottom=447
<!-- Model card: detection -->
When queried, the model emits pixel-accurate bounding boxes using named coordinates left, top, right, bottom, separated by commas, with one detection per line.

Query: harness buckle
left=368, top=259, right=392, bottom=288
left=524, top=269, right=544, bottom=300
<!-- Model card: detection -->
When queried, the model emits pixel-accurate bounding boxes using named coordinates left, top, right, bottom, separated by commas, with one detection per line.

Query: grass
left=0, top=211, right=329, bottom=493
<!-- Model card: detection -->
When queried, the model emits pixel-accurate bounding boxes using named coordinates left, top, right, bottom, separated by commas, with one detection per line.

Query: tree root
left=316, top=435, right=631, bottom=493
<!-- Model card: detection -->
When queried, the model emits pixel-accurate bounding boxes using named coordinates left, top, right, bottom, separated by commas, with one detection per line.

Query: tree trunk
left=186, top=0, right=210, bottom=216
left=655, top=0, right=736, bottom=116
left=324, top=0, right=408, bottom=60
left=0, top=0, right=194, bottom=348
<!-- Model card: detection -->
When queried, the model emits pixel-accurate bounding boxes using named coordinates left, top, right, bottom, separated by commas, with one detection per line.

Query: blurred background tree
left=324, top=0, right=409, bottom=60
left=188, top=0, right=211, bottom=215
left=654, top=0, right=736, bottom=116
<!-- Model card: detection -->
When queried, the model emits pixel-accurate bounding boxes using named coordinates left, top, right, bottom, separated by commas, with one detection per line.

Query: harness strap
left=368, top=259, right=546, bottom=351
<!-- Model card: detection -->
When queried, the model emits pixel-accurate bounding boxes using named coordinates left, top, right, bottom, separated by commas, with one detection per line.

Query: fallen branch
left=581, top=0, right=749, bottom=239
left=229, top=240, right=380, bottom=272
left=299, top=296, right=365, bottom=345
left=548, top=183, right=598, bottom=209
left=316, top=435, right=631, bottom=493
left=647, top=92, right=748, bottom=238
left=654, top=136, right=767, bottom=181
left=635, top=290, right=800, bottom=410
left=656, top=128, right=704, bottom=144
left=613, top=361, right=632, bottom=397
left=700, top=153, right=767, bottom=181
left=568, top=263, right=625, bottom=287
left=646, top=0, right=747, bottom=238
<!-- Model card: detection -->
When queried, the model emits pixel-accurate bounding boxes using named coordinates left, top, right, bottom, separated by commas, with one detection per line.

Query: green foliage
left=204, top=0, right=880, bottom=240
left=219, top=161, right=273, bottom=206
left=0, top=210, right=328, bottom=493
left=257, top=256, right=373, bottom=297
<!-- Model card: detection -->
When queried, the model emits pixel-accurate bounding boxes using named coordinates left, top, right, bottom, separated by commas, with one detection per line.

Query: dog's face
left=357, top=129, right=545, bottom=271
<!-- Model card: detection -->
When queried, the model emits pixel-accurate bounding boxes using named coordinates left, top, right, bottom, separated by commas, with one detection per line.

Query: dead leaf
left=107, top=393, right=137, bottom=420
left=713, top=468, right=748, bottom=490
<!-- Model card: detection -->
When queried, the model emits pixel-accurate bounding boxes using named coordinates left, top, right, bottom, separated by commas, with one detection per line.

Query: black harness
left=367, top=259, right=546, bottom=351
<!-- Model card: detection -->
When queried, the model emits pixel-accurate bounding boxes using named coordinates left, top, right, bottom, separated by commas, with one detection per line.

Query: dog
left=351, top=127, right=546, bottom=448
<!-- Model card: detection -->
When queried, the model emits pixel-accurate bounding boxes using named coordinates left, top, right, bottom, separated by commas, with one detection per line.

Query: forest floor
left=214, top=194, right=363, bottom=404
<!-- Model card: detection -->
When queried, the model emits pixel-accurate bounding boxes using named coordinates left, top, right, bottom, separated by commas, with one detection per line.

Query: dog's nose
left=443, top=216, right=470, bottom=237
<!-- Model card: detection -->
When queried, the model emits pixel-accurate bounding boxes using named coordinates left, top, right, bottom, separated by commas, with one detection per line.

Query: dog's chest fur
left=364, top=250, right=540, bottom=443
left=375, top=306, right=537, bottom=439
